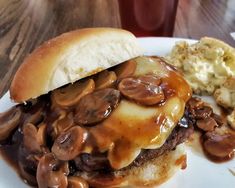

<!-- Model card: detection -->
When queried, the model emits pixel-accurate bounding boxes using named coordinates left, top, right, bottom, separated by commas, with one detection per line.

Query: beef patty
left=73, top=115, right=194, bottom=173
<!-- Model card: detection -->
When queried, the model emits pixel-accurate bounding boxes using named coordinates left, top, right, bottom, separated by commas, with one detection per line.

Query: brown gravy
left=0, top=129, right=23, bottom=179
left=187, top=97, right=235, bottom=163
left=0, top=56, right=192, bottom=186
left=5, top=56, right=233, bottom=187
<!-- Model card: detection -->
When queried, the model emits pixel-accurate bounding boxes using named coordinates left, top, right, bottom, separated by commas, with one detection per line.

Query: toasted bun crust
left=10, top=28, right=143, bottom=103
left=80, top=144, right=186, bottom=187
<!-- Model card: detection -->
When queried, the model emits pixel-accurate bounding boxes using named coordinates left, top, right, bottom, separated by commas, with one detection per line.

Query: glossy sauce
left=0, top=129, right=23, bottom=180
left=0, top=56, right=192, bottom=185
left=87, top=57, right=192, bottom=169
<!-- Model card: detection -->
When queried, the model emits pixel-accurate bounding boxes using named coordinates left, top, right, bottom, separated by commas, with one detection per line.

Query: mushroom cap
left=52, top=79, right=95, bottom=108
left=75, top=88, right=120, bottom=125
left=52, top=126, right=88, bottom=161
left=0, top=107, right=21, bottom=141
left=118, top=75, right=164, bottom=105
left=36, top=153, right=69, bottom=188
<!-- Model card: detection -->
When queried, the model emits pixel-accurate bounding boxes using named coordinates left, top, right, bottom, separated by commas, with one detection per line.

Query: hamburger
left=1, top=28, right=193, bottom=187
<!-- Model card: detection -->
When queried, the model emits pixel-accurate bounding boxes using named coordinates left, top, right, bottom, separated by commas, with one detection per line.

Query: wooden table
left=0, top=0, right=235, bottom=99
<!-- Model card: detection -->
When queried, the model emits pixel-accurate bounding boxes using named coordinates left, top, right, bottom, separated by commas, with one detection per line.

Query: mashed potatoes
left=227, top=109, right=235, bottom=130
left=214, top=77, right=235, bottom=108
left=166, top=37, right=235, bottom=95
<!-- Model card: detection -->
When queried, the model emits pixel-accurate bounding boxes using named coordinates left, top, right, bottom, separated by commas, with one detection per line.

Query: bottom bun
left=79, top=144, right=186, bottom=187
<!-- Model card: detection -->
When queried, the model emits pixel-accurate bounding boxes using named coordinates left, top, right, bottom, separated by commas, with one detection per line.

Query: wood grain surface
left=0, top=0, right=235, bottom=99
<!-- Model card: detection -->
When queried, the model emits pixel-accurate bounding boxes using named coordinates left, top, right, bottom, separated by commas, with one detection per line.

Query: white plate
left=0, top=37, right=235, bottom=188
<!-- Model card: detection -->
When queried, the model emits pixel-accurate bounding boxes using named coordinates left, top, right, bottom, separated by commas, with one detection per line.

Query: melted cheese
left=89, top=57, right=192, bottom=169
left=134, top=56, right=169, bottom=77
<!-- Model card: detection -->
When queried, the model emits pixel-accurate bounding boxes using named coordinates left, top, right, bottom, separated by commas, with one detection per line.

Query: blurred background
left=0, top=0, right=235, bottom=97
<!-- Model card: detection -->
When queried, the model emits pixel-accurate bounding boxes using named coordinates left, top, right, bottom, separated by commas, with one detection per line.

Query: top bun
left=10, top=28, right=143, bottom=103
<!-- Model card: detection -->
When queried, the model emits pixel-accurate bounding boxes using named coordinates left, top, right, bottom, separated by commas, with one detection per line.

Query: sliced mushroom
left=68, top=176, right=89, bottom=188
left=46, top=108, right=67, bottom=137
left=196, top=117, right=218, bottom=132
left=36, top=153, right=69, bottom=188
left=51, top=79, right=95, bottom=107
left=52, top=126, right=88, bottom=160
left=95, top=70, right=117, bottom=89
left=0, top=107, right=21, bottom=141
left=113, top=59, right=137, bottom=79
left=212, top=113, right=226, bottom=127
left=23, top=107, right=44, bottom=126
left=18, top=144, right=42, bottom=186
left=194, top=106, right=212, bottom=119
left=118, top=75, right=164, bottom=105
left=187, top=97, right=204, bottom=112
left=75, top=88, right=120, bottom=125
left=23, top=123, right=46, bottom=153
left=203, top=131, right=235, bottom=160
left=37, top=123, right=47, bottom=147
left=52, top=112, right=74, bottom=139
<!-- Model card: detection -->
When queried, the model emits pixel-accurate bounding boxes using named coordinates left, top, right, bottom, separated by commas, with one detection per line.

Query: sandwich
left=1, top=28, right=193, bottom=187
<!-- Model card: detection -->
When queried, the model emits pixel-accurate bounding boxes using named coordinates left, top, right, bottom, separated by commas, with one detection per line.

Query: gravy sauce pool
left=186, top=97, right=235, bottom=163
